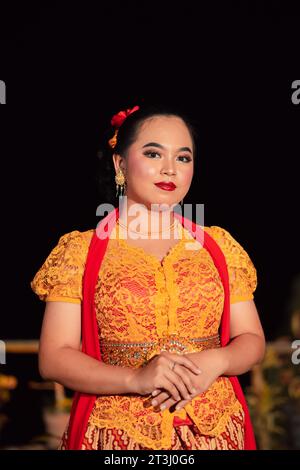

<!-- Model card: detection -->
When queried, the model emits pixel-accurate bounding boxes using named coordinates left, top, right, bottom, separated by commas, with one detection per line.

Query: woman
left=31, top=104, right=265, bottom=450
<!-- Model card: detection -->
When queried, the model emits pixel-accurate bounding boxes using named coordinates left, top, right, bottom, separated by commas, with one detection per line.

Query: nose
left=161, top=165, right=176, bottom=176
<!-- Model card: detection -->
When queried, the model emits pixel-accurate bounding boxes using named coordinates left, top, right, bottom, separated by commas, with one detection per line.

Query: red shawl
left=66, top=207, right=256, bottom=450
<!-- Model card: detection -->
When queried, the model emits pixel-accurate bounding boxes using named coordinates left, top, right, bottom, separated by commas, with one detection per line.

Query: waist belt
left=100, top=333, right=221, bottom=368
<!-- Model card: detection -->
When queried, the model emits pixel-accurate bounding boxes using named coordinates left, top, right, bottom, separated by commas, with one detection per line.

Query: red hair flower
left=110, top=105, right=140, bottom=128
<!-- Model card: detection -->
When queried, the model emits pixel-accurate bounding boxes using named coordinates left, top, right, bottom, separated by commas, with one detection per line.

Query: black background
left=1, top=0, right=299, bottom=341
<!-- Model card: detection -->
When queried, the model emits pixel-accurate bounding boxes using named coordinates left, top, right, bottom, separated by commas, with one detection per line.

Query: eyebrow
left=142, top=142, right=193, bottom=154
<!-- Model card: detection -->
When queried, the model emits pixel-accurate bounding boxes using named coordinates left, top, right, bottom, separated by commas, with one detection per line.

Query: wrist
left=185, top=348, right=229, bottom=376
left=217, top=347, right=230, bottom=375
left=124, top=367, right=139, bottom=394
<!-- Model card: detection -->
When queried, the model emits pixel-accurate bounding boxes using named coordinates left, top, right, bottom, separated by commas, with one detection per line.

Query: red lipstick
left=154, top=182, right=177, bottom=191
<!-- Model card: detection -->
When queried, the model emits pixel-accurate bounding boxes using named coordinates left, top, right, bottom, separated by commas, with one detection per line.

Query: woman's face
left=115, top=116, right=194, bottom=211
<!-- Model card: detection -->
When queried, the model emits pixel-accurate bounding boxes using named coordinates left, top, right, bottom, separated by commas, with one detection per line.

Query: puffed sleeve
left=30, top=230, right=91, bottom=304
left=207, top=226, right=257, bottom=304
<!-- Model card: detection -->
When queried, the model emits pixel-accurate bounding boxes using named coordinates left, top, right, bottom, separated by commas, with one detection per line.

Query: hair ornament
left=108, top=105, right=140, bottom=149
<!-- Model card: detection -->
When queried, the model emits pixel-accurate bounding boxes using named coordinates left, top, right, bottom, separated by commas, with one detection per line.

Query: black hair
left=95, top=103, right=200, bottom=204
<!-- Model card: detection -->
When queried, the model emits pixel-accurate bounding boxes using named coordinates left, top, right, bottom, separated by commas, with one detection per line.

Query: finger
left=175, top=399, right=189, bottom=410
left=173, top=365, right=198, bottom=396
left=160, top=352, right=202, bottom=376
left=151, top=390, right=170, bottom=407
left=161, top=375, right=183, bottom=401
left=153, top=372, right=181, bottom=401
left=173, top=355, right=202, bottom=375
left=154, top=387, right=198, bottom=409
left=158, top=394, right=193, bottom=412
left=165, top=369, right=192, bottom=401
left=155, top=396, right=177, bottom=411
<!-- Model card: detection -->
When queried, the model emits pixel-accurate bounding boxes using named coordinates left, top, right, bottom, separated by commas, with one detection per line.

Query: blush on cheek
left=181, top=171, right=193, bottom=187
left=129, top=153, right=157, bottom=180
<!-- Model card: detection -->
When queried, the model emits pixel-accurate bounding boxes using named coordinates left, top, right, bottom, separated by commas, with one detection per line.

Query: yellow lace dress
left=31, top=220, right=257, bottom=450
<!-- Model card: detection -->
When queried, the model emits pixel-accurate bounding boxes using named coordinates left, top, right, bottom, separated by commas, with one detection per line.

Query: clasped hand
left=147, top=349, right=227, bottom=412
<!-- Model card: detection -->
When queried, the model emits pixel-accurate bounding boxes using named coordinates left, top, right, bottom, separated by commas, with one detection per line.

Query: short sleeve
left=30, top=230, right=91, bottom=304
left=207, top=226, right=257, bottom=304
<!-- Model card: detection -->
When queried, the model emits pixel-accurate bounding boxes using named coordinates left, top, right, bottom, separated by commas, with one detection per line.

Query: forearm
left=189, top=333, right=266, bottom=376
left=221, top=333, right=265, bottom=375
left=39, top=346, right=136, bottom=395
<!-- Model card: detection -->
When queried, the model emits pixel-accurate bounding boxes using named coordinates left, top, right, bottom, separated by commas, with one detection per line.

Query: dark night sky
left=0, top=1, right=299, bottom=341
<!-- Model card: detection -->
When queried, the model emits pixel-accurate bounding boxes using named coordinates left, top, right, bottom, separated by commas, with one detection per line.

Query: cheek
left=179, top=166, right=194, bottom=186
left=128, top=156, right=156, bottom=179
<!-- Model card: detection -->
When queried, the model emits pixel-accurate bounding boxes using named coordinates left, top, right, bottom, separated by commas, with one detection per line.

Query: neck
left=118, top=197, right=177, bottom=237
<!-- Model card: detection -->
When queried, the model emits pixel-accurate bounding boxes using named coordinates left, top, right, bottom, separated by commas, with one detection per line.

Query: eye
left=143, top=151, right=160, bottom=159
left=143, top=150, right=192, bottom=163
left=178, top=156, right=192, bottom=163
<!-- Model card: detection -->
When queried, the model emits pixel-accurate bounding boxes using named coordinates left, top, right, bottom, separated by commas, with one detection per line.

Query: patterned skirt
left=58, top=408, right=245, bottom=450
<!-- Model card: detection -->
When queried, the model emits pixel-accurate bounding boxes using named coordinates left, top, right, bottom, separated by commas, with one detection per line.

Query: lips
left=154, top=182, right=176, bottom=191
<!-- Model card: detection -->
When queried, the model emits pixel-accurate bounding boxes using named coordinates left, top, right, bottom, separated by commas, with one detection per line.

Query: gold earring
left=115, top=168, right=126, bottom=197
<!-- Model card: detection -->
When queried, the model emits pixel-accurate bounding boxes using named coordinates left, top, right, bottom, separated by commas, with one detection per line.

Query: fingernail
left=196, top=369, right=202, bottom=374
left=152, top=390, right=158, bottom=397
left=160, top=404, right=166, bottom=411
left=176, top=405, right=181, bottom=410
left=192, top=388, right=197, bottom=394
left=151, top=400, right=158, bottom=406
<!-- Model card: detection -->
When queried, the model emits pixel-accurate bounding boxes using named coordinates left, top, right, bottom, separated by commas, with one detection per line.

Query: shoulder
left=30, top=228, right=96, bottom=303
left=204, top=225, right=257, bottom=301
left=35, top=227, right=96, bottom=275
left=56, top=228, right=95, bottom=248
left=204, top=225, right=246, bottom=251
left=50, top=228, right=95, bottom=259
left=203, top=224, right=256, bottom=268
left=204, top=225, right=236, bottom=242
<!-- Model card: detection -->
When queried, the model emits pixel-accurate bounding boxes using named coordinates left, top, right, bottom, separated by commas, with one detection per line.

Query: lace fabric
left=58, top=407, right=245, bottom=450
left=206, top=225, right=257, bottom=304
left=31, top=221, right=257, bottom=449
left=31, top=223, right=257, bottom=307
left=30, top=230, right=93, bottom=303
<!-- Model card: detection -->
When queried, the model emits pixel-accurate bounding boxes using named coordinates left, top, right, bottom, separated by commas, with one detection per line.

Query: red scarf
left=66, top=207, right=256, bottom=450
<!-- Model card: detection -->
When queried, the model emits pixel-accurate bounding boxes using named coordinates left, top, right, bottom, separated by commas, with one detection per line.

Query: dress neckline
left=114, top=218, right=193, bottom=266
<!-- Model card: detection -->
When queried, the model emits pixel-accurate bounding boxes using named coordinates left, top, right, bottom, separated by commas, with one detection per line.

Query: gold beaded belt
left=100, top=333, right=221, bottom=368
